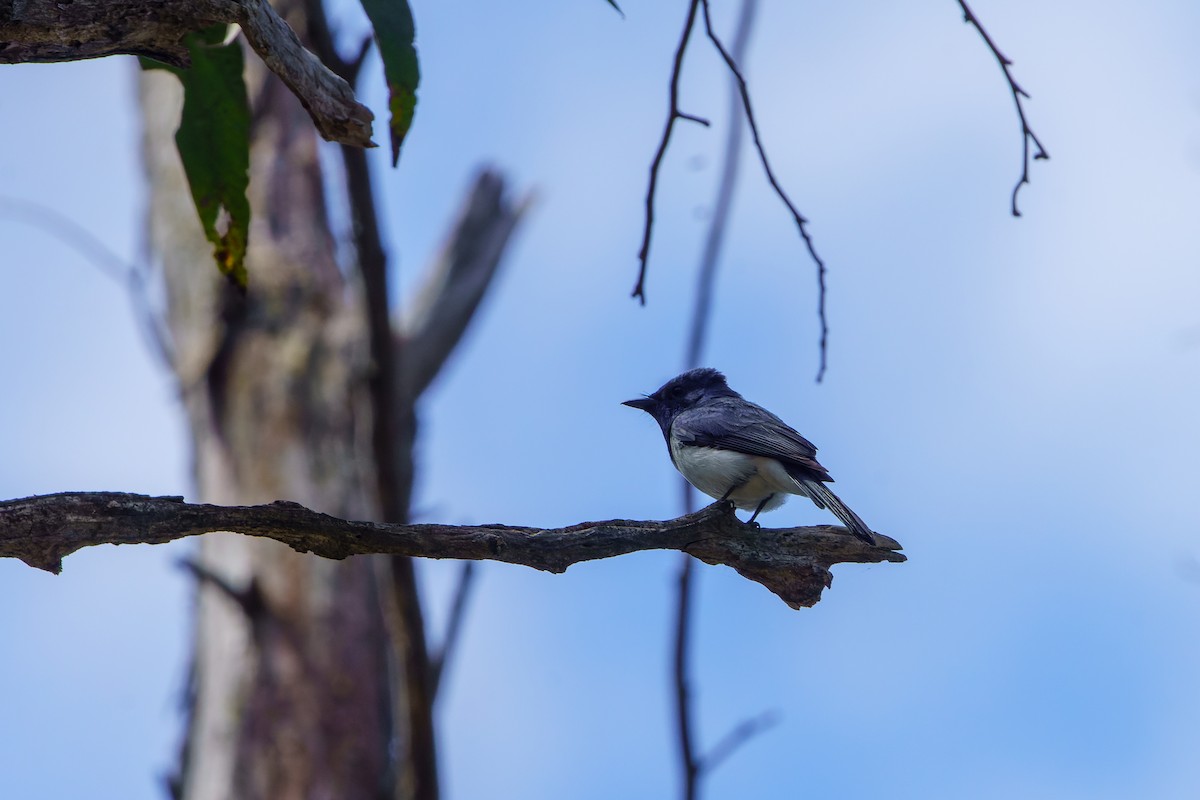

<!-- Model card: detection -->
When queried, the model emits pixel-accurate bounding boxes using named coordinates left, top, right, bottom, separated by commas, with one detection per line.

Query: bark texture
left=135, top=1, right=524, bottom=795
left=0, top=492, right=906, bottom=610
left=139, top=2, right=388, bottom=796
left=1, top=0, right=373, bottom=146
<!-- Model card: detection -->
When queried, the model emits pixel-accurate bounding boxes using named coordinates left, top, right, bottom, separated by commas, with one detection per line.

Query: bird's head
left=622, top=368, right=738, bottom=430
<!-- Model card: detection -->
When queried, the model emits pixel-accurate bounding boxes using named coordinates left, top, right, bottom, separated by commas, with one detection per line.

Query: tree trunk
left=139, top=2, right=393, bottom=797
left=139, top=1, right=527, bottom=793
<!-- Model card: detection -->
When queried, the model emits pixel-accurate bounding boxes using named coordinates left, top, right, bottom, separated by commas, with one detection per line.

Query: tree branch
left=429, top=561, right=476, bottom=699
left=632, top=0, right=830, bottom=379
left=178, top=557, right=272, bottom=631
left=632, top=0, right=702, bottom=305
left=675, top=3, right=759, bottom=797
left=0, top=195, right=175, bottom=368
left=0, top=0, right=374, bottom=148
left=955, top=0, right=1049, bottom=217
left=699, top=0, right=829, bottom=382
left=397, top=170, right=531, bottom=401
left=0, top=492, right=904, bottom=610
left=699, top=709, right=779, bottom=775
left=673, top=552, right=700, bottom=799
left=305, top=5, right=442, bottom=793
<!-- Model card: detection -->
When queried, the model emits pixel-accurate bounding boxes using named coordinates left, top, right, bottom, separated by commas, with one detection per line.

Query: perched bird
left=623, top=367, right=876, bottom=544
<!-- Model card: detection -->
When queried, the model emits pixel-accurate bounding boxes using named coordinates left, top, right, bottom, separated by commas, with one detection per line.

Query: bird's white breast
left=670, top=439, right=806, bottom=512
left=670, top=440, right=757, bottom=499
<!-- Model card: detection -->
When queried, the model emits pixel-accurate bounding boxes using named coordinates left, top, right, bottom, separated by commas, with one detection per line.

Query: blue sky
left=4, top=1, right=1200, bottom=798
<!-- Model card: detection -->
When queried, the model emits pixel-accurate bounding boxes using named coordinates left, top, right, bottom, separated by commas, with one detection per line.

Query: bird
left=623, top=367, right=876, bottom=545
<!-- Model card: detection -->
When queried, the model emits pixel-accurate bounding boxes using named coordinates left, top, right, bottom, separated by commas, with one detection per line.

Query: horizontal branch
left=0, top=492, right=904, bottom=609
left=0, top=0, right=374, bottom=147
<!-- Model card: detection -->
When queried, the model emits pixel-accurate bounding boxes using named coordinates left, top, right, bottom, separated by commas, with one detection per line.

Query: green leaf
left=359, top=0, right=419, bottom=166
left=141, top=25, right=251, bottom=288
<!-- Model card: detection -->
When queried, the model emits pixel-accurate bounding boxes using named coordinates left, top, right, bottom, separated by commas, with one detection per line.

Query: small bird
left=623, top=368, right=876, bottom=544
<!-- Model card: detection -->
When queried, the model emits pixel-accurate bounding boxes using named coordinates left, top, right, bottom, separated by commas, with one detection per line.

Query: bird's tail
left=802, top=481, right=876, bottom=545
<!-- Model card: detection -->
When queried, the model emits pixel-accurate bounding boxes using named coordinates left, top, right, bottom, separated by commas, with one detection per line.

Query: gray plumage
left=623, top=368, right=875, bottom=545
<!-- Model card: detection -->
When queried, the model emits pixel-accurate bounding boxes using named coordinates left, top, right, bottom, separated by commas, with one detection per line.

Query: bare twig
left=300, top=0, right=372, bottom=88
left=389, top=554, right=439, bottom=800
left=0, top=197, right=129, bottom=284
left=346, top=36, right=374, bottom=86
left=306, top=4, right=444, bottom=795
left=674, top=3, right=761, bottom=798
left=312, top=12, right=526, bottom=789
left=676, top=112, right=712, bottom=127
left=233, top=0, right=376, bottom=147
left=429, top=561, right=476, bottom=699
left=699, top=709, right=780, bottom=775
left=397, top=171, right=530, bottom=400
left=0, top=492, right=904, bottom=610
left=178, top=557, right=268, bottom=623
left=390, top=169, right=526, bottom=800
left=955, top=0, right=1049, bottom=216
left=0, top=196, right=175, bottom=367
left=699, top=0, right=829, bottom=381
left=683, top=2, right=754, bottom=372
left=304, top=0, right=397, bottom=520
left=632, top=0, right=703, bottom=305
left=673, top=553, right=700, bottom=800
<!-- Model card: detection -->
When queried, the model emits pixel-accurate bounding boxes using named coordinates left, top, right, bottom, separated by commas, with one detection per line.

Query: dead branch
left=675, top=3, right=762, bottom=797
left=700, top=708, right=779, bottom=775
left=699, top=0, right=829, bottom=382
left=632, top=0, right=702, bottom=306
left=429, top=561, right=476, bottom=699
left=633, top=0, right=829, bottom=381
left=0, top=0, right=373, bottom=147
left=397, top=170, right=531, bottom=401
left=0, top=492, right=904, bottom=610
left=955, top=0, right=1049, bottom=216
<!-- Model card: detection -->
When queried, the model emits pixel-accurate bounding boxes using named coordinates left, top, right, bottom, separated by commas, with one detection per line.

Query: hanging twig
left=698, top=0, right=828, bottom=381
left=632, top=0, right=703, bottom=305
left=955, top=0, right=1049, bottom=216
left=634, top=0, right=830, bottom=379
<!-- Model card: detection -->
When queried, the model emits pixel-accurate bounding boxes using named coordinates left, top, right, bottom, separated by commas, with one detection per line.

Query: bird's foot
left=744, top=494, right=774, bottom=526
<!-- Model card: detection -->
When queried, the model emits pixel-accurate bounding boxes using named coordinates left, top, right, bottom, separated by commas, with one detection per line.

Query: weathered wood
left=0, top=492, right=904, bottom=609
left=138, top=15, right=387, bottom=795
left=0, top=0, right=373, bottom=146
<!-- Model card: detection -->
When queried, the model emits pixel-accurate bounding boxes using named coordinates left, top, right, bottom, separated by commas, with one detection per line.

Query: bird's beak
left=622, top=396, right=655, bottom=412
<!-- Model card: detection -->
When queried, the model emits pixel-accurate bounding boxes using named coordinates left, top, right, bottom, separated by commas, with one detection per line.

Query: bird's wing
left=671, top=398, right=833, bottom=481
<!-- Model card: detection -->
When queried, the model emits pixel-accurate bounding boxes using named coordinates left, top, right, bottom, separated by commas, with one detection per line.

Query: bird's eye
left=669, top=385, right=685, bottom=399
